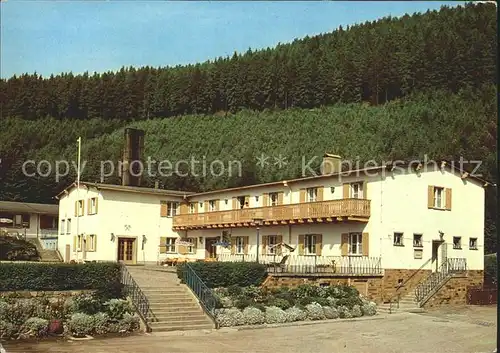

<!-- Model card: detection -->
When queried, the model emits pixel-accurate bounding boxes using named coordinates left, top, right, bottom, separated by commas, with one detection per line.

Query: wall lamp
left=110, top=233, right=115, bottom=242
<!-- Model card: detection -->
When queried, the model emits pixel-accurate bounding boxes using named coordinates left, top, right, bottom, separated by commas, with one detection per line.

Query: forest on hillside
left=0, top=2, right=497, bottom=252
left=0, top=3, right=496, bottom=120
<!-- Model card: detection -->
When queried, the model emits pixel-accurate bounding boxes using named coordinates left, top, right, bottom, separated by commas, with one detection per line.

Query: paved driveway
left=2, top=307, right=496, bottom=353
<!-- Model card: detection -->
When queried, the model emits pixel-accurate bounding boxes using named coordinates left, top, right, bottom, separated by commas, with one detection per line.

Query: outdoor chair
left=268, top=255, right=289, bottom=273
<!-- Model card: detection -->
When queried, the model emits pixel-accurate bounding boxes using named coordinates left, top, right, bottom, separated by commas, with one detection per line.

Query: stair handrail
left=387, top=257, right=432, bottom=313
left=120, top=264, right=155, bottom=332
left=180, top=262, right=219, bottom=325
left=415, top=258, right=467, bottom=303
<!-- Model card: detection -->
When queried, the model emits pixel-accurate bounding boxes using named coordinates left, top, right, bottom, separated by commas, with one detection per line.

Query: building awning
left=0, top=201, right=58, bottom=215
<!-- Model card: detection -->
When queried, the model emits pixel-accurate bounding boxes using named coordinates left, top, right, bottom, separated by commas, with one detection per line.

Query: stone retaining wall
left=0, top=289, right=94, bottom=299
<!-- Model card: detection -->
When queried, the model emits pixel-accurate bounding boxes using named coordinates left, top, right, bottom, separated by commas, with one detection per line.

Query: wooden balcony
left=172, top=198, right=370, bottom=230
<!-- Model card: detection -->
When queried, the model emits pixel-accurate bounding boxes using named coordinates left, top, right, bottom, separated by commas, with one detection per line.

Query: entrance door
left=431, top=241, right=441, bottom=272
left=205, top=237, right=218, bottom=259
left=118, top=238, right=136, bottom=264
left=65, top=244, right=70, bottom=263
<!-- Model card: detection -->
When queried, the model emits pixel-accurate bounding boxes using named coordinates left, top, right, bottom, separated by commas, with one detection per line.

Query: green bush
left=485, top=254, right=497, bottom=285
left=104, top=299, right=134, bottom=321
left=72, top=293, right=104, bottom=315
left=267, top=298, right=292, bottom=310
left=0, top=320, right=17, bottom=339
left=20, top=317, right=49, bottom=338
left=66, top=313, right=95, bottom=337
left=177, top=262, right=267, bottom=288
left=0, top=238, right=39, bottom=261
left=93, top=312, right=110, bottom=335
left=0, top=263, right=122, bottom=296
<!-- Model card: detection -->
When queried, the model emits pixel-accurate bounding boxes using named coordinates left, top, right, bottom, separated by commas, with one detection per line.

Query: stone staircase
left=378, top=292, right=424, bottom=314
left=26, top=238, right=62, bottom=262
left=126, top=266, right=214, bottom=332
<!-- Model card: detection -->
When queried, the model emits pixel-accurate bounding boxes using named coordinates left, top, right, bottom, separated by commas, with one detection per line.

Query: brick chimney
left=320, top=153, right=342, bottom=175
left=122, top=128, right=145, bottom=187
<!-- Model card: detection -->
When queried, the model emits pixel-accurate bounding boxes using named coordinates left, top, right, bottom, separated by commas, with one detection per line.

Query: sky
left=1, top=0, right=470, bottom=79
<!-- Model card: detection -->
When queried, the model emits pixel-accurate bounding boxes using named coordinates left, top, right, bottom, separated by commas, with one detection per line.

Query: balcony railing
left=40, top=228, right=58, bottom=239
left=213, top=254, right=382, bottom=275
left=173, top=199, right=370, bottom=229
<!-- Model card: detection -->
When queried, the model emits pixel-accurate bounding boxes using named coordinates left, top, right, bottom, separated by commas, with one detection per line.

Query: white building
left=55, top=156, right=491, bottom=303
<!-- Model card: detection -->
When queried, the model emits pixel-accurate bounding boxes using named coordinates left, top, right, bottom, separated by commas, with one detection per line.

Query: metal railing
left=120, top=264, right=156, bottom=332
left=214, top=254, right=383, bottom=275
left=179, top=262, right=219, bottom=326
left=415, top=258, right=467, bottom=303
left=173, top=198, right=370, bottom=229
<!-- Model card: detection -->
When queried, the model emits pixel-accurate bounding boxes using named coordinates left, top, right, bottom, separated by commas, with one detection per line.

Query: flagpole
left=76, top=137, right=81, bottom=262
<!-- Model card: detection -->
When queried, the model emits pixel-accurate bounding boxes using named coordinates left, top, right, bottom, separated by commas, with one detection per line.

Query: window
left=77, top=200, right=84, bottom=216
left=393, top=232, right=404, bottom=246
left=351, top=183, right=363, bottom=199
left=267, top=235, right=278, bottom=254
left=14, top=215, right=22, bottom=226
left=60, top=219, right=65, bottom=235
left=166, top=202, right=179, bottom=217
left=89, top=197, right=98, bottom=215
left=306, top=188, right=318, bottom=202
left=209, top=200, right=217, bottom=212
left=234, top=237, right=245, bottom=254
left=469, top=238, right=478, bottom=250
left=434, top=187, right=444, bottom=209
left=86, top=234, right=96, bottom=252
left=304, top=234, right=317, bottom=255
left=349, top=233, right=363, bottom=255
left=0, top=213, right=29, bottom=228
left=66, top=219, right=71, bottom=234
left=40, top=215, right=57, bottom=229
left=453, top=236, right=462, bottom=249
left=189, top=203, right=196, bottom=214
left=77, top=234, right=83, bottom=251
left=413, top=234, right=423, bottom=247
left=166, top=237, right=176, bottom=253
left=186, top=238, right=196, bottom=254
left=237, top=196, right=246, bottom=209
left=269, top=192, right=279, bottom=206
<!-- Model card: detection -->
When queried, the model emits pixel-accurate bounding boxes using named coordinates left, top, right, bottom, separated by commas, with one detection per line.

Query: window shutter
left=244, top=196, right=250, bottom=206
left=317, top=188, right=324, bottom=201
left=159, top=237, right=167, bottom=254
left=262, top=193, right=269, bottom=207
left=74, top=201, right=77, bottom=217
left=81, top=200, right=84, bottom=216
left=315, top=234, right=323, bottom=255
left=299, top=189, right=306, bottom=203
left=73, top=235, right=77, bottom=250
left=363, top=181, right=368, bottom=199
left=95, top=198, right=98, bottom=214
left=243, top=236, right=249, bottom=255
left=261, top=235, right=268, bottom=255
left=276, top=235, right=283, bottom=255
left=343, top=184, right=350, bottom=198
left=341, top=233, right=349, bottom=256
left=362, top=233, right=369, bottom=256
left=191, top=238, right=197, bottom=253
left=427, top=186, right=434, bottom=208
left=160, top=201, right=168, bottom=217
left=232, top=198, right=238, bottom=209
left=180, top=203, right=188, bottom=214
left=87, top=199, right=91, bottom=215
left=93, top=234, right=97, bottom=252
left=298, top=235, right=305, bottom=255
left=278, top=192, right=284, bottom=205
left=215, top=199, right=220, bottom=211
left=204, top=201, right=209, bottom=212
left=445, top=188, right=452, bottom=211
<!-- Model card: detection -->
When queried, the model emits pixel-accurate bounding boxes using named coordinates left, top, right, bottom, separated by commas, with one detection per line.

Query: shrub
left=219, top=296, right=233, bottom=309
left=294, top=284, right=320, bottom=299
left=253, top=303, right=266, bottom=312
left=242, top=285, right=261, bottom=299
left=66, top=313, right=94, bottom=337
left=4, top=300, right=38, bottom=326
left=104, top=299, right=134, bottom=321
left=297, top=296, right=314, bottom=306
left=0, top=301, right=9, bottom=320
left=177, top=262, right=267, bottom=288
left=234, top=298, right=254, bottom=310
left=310, top=297, right=330, bottom=307
left=338, top=306, right=353, bottom=319
left=93, top=312, right=110, bottom=335
left=326, top=296, right=338, bottom=308
left=73, top=293, right=104, bottom=315
left=264, top=306, right=287, bottom=324
left=267, top=298, right=292, bottom=310
left=118, top=313, right=140, bottom=332
left=351, top=305, right=363, bottom=318
left=20, top=317, right=48, bottom=338
left=0, top=237, right=39, bottom=261
left=305, top=303, right=325, bottom=320
left=323, top=306, right=339, bottom=319
left=0, top=263, right=122, bottom=296
left=227, top=285, right=243, bottom=297
left=362, top=302, right=377, bottom=316
left=216, top=308, right=245, bottom=327
left=242, top=307, right=265, bottom=325
left=284, top=306, right=307, bottom=322
left=336, top=296, right=363, bottom=309
left=0, top=320, right=17, bottom=339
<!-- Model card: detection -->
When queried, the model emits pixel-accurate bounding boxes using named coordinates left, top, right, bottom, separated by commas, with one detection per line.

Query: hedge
left=177, top=262, right=267, bottom=288
left=0, top=262, right=122, bottom=296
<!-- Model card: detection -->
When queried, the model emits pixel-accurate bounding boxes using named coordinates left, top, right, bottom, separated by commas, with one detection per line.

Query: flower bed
left=0, top=292, right=140, bottom=340
left=213, top=284, right=377, bottom=327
